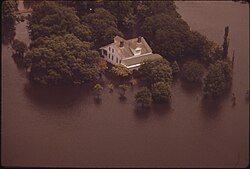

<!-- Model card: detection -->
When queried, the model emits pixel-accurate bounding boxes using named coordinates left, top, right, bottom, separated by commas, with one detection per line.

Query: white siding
left=101, top=44, right=121, bottom=66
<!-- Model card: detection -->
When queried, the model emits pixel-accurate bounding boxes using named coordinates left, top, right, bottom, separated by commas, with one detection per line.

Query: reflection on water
left=200, top=98, right=223, bottom=119
left=24, top=83, right=92, bottom=109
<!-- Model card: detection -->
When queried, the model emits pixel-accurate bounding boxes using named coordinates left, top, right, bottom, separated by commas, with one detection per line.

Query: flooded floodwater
left=1, top=1, right=249, bottom=167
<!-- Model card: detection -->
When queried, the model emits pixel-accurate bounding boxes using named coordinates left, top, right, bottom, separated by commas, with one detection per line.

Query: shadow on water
left=2, top=24, right=16, bottom=45
left=151, top=103, right=172, bottom=116
left=181, top=80, right=203, bottom=94
left=24, top=82, right=93, bottom=109
left=200, top=97, right=223, bottom=119
left=12, top=54, right=25, bottom=70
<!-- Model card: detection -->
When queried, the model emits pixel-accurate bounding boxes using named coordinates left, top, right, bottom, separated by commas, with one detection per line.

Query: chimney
left=120, top=41, right=124, bottom=47
left=137, top=36, right=142, bottom=43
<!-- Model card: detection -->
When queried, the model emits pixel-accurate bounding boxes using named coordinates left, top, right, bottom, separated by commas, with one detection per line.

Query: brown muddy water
left=1, top=1, right=249, bottom=167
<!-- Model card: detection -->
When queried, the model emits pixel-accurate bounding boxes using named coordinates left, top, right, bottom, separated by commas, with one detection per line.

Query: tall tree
left=222, top=26, right=230, bottom=59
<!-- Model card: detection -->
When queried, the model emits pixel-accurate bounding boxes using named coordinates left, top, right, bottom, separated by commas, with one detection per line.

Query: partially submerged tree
left=93, top=84, right=103, bottom=99
left=118, top=84, right=128, bottom=98
left=12, top=39, right=28, bottom=57
left=107, top=83, right=114, bottom=93
left=203, top=60, right=232, bottom=98
left=151, top=82, right=171, bottom=103
left=138, top=59, right=172, bottom=86
left=135, top=87, right=152, bottom=108
left=181, top=61, right=204, bottom=83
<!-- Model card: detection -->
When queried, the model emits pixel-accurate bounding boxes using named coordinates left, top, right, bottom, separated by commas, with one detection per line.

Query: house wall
left=101, top=44, right=121, bottom=66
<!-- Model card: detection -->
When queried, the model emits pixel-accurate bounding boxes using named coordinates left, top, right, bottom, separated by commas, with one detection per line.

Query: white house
left=100, top=36, right=163, bottom=70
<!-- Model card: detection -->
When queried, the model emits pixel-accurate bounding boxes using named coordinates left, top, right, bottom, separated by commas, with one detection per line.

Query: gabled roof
left=101, top=36, right=152, bottom=59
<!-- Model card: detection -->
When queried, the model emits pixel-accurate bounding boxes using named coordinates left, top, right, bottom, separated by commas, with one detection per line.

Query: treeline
left=21, top=0, right=233, bottom=98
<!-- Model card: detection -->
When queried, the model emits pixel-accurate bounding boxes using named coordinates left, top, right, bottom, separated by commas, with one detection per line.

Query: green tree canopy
left=181, top=61, right=205, bottom=83
left=135, top=87, right=152, bottom=108
left=29, top=1, right=91, bottom=41
left=12, top=39, right=28, bottom=56
left=24, top=34, right=104, bottom=85
left=81, top=7, right=123, bottom=47
left=151, top=82, right=171, bottom=103
left=203, top=60, right=233, bottom=97
left=138, top=59, right=172, bottom=86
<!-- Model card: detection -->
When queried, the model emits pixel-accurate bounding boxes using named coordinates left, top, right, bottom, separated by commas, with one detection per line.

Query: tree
left=28, top=1, right=91, bottom=41
left=93, top=84, right=103, bottom=99
left=24, top=34, right=104, bottom=85
left=110, top=65, right=132, bottom=79
left=135, top=87, right=152, bottom=108
left=118, top=84, right=128, bottom=98
left=12, top=39, right=28, bottom=57
left=81, top=7, right=123, bottom=47
left=203, top=60, right=233, bottom=97
left=2, top=0, right=18, bottom=26
left=107, top=83, right=114, bottom=93
left=181, top=61, right=204, bottom=83
left=151, top=82, right=171, bottom=103
left=222, top=26, right=229, bottom=59
left=103, top=1, right=136, bottom=31
left=2, top=0, right=18, bottom=44
left=140, top=13, right=190, bottom=61
left=171, top=61, right=180, bottom=75
left=138, top=59, right=172, bottom=86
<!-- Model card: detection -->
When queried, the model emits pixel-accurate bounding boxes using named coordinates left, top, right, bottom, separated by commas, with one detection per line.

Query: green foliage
left=140, top=13, right=190, bottom=61
left=93, top=83, right=103, bottom=99
left=29, top=1, right=91, bottom=41
left=2, top=0, right=18, bottom=26
left=171, top=61, right=180, bottom=75
left=103, top=1, right=136, bottom=31
left=151, top=82, right=171, bottom=103
left=118, top=84, right=128, bottom=98
left=24, top=34, right=104, bottom=85
left=135, top=87, right=152, bottom=108
left=138, top=59, right=172, bottom=86
left=81, top=7, right=123, bottom=47
left=110, top=65, right=132, bottom=78
left=203, top=60, right=233, bottom=97
left=181, top=61, right=204, bottom=82
left=12, top=39, right=28, bottom=56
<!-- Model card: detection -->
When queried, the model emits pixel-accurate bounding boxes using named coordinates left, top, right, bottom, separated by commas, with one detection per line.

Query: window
left=103, top=49, right=107, bottom=56
left=116, top=58, right=118, bottom=63
left=109, top=54, right=110, bottom=59
left=109, top=47, right=111, bottom=51
left=112, top=48, right=114, bottom=53
left=112, top=55, right=114, bottom=60
left=119, top=60, right=121, bottom=64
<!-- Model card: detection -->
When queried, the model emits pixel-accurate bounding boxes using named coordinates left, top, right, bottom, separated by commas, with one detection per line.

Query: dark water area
left=1, top=1, right=249, bottom=167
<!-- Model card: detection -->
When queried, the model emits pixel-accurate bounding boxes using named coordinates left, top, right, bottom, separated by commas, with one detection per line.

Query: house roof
left=121, top=53, right=163, bottom=68
left=101, top=36, right=153, bottom=59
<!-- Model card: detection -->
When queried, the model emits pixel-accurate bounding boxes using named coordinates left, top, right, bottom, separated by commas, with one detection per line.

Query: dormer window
left=134, top=47, right=141, bottom=56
